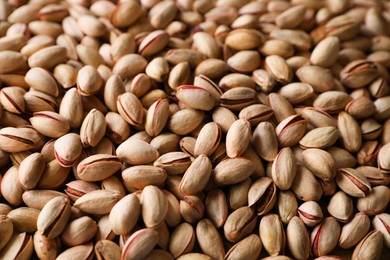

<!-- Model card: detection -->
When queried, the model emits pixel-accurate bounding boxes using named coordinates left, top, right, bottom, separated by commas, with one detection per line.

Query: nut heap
left=0, top=0, right=390, bottom=259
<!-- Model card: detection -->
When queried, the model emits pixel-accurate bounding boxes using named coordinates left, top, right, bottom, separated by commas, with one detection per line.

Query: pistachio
left=73, top=190, right=121, bottom=215
left=277, top=190, right=298, bottom=225
left=302, top=149, right=336, bottom=181
left=0, top=215, right=13, bottom=252
left=141, top=185, right=168, bottom=228
left=356, top=185, right=390, bottom=216
left=372, top=213, right=390, bottom=249
left=95, top=240, right=121, bottom=260
left=116, top=139, right=159, bottom=165
left=327, top=191, right=353, bottom=223
left=18, top=152, right=45, bottom=190
left=77, top=154, right=122, bottom=182
left=352, top=231, right=383, bottom=260
left=248, top=177, right=277, bottom=216
left=287, top=216, right=310, bottom=260
left=225, top=234, right=262, bottom=260
left=37, top=196, right=71, bottom=239
left=298, top=201, right=323, bottom=227
left=54, top=133, right=83, bottom=167
left=7, top=207, right=40, bottom=233
left=271, top=147, right=297, bottom=190
left=299, top=127, right=339, bottom=149
left=311, top=217, right=341, bottom=257
left=259, top=214, right=286, bottom=256
left=56, top=243, right=94, bottom=260
left=33, top=231, right=61, bottom=260
left=224, top=206, right=257, bottom=243
left=340, top=60, right=379, bottom=89
left=275, top=114, right=308, bottom=147
left=169, top=223, right=195, bottom=258
left=226, top=119, right=251, bottom=158
left=196, top=219, right=225, bottom=260
left=179, top=154, right=212, bottom=195
left=253, top=122, right=278, bottom=161
left=213, top=157, right=255, bottom=186
left=0, top=232, right=33, bottom=260
left=61, top=216, right=98, bottom=246
left=335, top=168, right=372, bottom=197
left=176, top=85, right=217, bottom=111
left=291, top=165, right=323, bottom=201
left=339, top=212, right=370, bottom=249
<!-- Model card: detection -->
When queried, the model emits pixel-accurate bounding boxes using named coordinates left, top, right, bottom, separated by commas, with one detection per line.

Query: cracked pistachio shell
left=224, top=206, right=257, bottom=243
left=372, top=213, right=390, bottom=249
left=311, top=217, right=341, bottom=257
left=0, top=232, right=33, bottom=260
left=77, top=154, right=122, bottom=182
left=179, top=154, right=212, bottom=195
left=95, top=240, right=121, bottom=260
left=169, top=223, right=195, bottom=258
left=298, top=201, right=323, bottom=227
left=180, top=196, right=205, bottom=223
left=335, top=168, right=372, bottom=197
left=248, top=177, right=277, bottom=216
left=153, top=152, right=191, bottom=175
left=0, top=126, right=44, bottom=153
left=80, top=109, right=107, bottom=148
left=117, top=92, right=144, bottom=127
left=0, top=215, right=13, bottom=252
left=37, top=196, right=71, bottom=239
left=276, top=114, right=308, bottom=147
left=357, top=185, right=390, bottom=216
left=122, top=228, right=159, bottom=260
left=145, top=98, right=170, bottom=137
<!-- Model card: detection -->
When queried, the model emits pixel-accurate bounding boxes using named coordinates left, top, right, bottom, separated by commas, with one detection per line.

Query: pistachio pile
left=0, top=0, right=390, bottom=259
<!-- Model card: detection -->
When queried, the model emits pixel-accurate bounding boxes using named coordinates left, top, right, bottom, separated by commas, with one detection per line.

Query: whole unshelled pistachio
left=352, top=231, right=383, bottom=260
left=259, top=214, right=286, bottom=256
left=311, top=217, right=341, bottom=257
